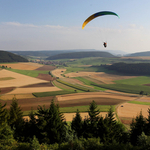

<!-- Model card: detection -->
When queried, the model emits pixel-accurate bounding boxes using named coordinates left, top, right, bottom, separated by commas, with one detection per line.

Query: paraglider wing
left=82, top=11, right=119, bottom=29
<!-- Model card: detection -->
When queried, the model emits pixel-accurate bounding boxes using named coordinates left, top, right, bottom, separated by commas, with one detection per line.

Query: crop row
left=33, top=90, right=76, bottom=97
left=56, top=79, right=97, bottom=92
left=91, top=83, right=150, bottom=95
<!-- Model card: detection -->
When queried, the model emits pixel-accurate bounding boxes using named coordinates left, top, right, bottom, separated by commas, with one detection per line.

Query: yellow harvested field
left=117, top=103, right=150, bottom=119
left=0, top=62, right=42, bottom=70
left=56, top=92, right=138, bottom=101
left=51, top=68, right=66, bottom=78
left=64, top=112, right=111, bottom=121
left=0, top=94, right=35, bottom=100
left=0, top=69, right=48, bottom=88
left=65, top=72, right=136, bottom=84
left=23, top=112, right=115, bottom=122
left=7, top=87, right=62, bottom=94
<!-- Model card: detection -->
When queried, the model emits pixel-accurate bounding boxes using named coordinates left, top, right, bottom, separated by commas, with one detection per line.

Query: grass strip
left=56, top=79, right=97, bottom=92
left=128, top=100, right=150, bottom=105
left=60, top=105, right=115, bottom=113
left=23, top=105, right=115, bottom=116
left=33, top=90, right=76, bottom=97
left=52, top=80, right=77, bottom=91
left=74, top=76, right=106, bottom=91
left=6, top=68, right=49, bottom=77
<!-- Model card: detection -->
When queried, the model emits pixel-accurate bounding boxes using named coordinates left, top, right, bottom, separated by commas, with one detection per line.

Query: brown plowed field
left=56, top=92, right=138, bottom=101
left=35, top=65, right=56, bottom=71
left=1, top=93, right=128, bottom=111
left=20, top=82, right=53, bottom=88
left=36, top=73, right=56, bottom=81
left=0, top=87, right=15, bottom=94
left=0, top=96, right=55, bottom=111
left=57, top=97, right=127, bottom=108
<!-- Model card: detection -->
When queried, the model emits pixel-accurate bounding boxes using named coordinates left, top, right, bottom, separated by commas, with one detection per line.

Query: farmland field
left=1, top=61, right=150, bottom=123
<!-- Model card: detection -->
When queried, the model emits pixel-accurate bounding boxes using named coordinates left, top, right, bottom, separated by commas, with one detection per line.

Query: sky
left=0, top=0, right=150, bottom=53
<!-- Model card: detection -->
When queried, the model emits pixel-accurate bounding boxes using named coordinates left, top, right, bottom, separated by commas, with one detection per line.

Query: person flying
left=103, top=42, right=107, bottom=48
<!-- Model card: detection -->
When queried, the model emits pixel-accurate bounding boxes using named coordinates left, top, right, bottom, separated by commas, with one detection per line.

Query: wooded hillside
left=106, top=62, right=150, bottom=75
left=46, top=51, right=115, bottom=60
left=0, top=50, right=28, bottom=62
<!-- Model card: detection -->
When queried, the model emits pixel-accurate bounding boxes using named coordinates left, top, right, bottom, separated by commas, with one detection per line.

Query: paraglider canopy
left=82, top=11, right=119, bottom=29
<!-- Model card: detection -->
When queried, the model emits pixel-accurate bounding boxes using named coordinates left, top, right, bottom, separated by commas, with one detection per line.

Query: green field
left=56, top=79, right=98, bottom=92
left=114, top=76, right=150, bottom=85
left=74, top=77, right=106, bottom=91
left=128, top=100, right=150, bottom=105
left=53, top=80, right=77, bottom=91
left=6, top=68, right=49, bottom=77
left=33, top=90, right=76, bottom=97
left=23, top=105, right=115, bottom=116
left=92, top=83, right=150, bottom=95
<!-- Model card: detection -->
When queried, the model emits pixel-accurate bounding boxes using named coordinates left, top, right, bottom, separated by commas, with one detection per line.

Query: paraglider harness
left=103, top=42, right=107, bottom=48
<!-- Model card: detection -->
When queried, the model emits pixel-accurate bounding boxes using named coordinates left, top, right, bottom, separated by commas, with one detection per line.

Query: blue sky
left=0, top=0, right=150, bottom=53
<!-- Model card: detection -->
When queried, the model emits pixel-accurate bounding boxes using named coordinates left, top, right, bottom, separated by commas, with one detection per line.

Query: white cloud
left=0, top=22, right=150, bottom=53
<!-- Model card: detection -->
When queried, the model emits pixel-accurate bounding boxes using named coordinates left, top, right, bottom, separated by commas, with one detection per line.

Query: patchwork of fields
left=1, top=62, right=150, bottom=124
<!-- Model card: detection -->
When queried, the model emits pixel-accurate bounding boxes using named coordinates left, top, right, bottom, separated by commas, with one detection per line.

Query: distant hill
left=126, top=51, right=150, bottom=57
left=46, top=51, right=115, bottom=60
left=0, top=50, right=28, bottom=62
left=9, top=49, right=97, bottom=57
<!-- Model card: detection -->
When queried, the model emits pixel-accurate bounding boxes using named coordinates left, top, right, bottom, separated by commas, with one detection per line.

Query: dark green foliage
left=139, top=90, right=144, bottom=95
left=35, top=100, right=66, bottom=144
left=0, top=103, right=8, bottom=126
left=82, top=100, right=100, bottom=138
left=97, top=107, right=127, bottom=144
left=145, top=108, right=150, bottom=136
left=8, top=97, right=25, bottom=141
left=130, top=111, right=146, bottom=145
left=23, top=108, right=38, bottom=142
left=46, top=51, right=115, bottom=60
left=106, top=62, right=150, bottom=75
left=0, top=103, right=16, bottom=149
left=0, top=50, right=28, bottom=62
left=71, top=109, right=83, bottom=138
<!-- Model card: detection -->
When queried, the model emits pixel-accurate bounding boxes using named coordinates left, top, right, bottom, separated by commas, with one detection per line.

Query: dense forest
left=106, top=62, right=150, bottom=75
left=0, top=50, right=28, bottom=62
left=46, top=51, right=115, bottom=60
left=0, top=98, right=150, bottom=150
left=126, top=51, right=150, bottom=57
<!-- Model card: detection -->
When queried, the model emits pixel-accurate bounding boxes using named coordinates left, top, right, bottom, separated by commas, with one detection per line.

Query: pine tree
left=71, top=109, right=83, bottom=138
left=8, top=97, right=25, bottom=141
left=88, top=100, right=100, bottom=137
left=88, top=100, right=100, bottom=123
left=0, top=102, right=15, bottom=148
left=130, top=111, right=146, bottom=145
left=36, top=100, right=66, bottom=144
left=145, top=108, right=150, bottom=136
left=97, top=106, right=125, bottom=144
left=23, top=108, right=38, bottom=142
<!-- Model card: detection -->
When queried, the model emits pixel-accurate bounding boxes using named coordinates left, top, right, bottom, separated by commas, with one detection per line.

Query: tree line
left=105, top=62, right=150, bottom=75
left=0, top=50, right=28, bottom=63
left=0, top=98, right=150, bottom=149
